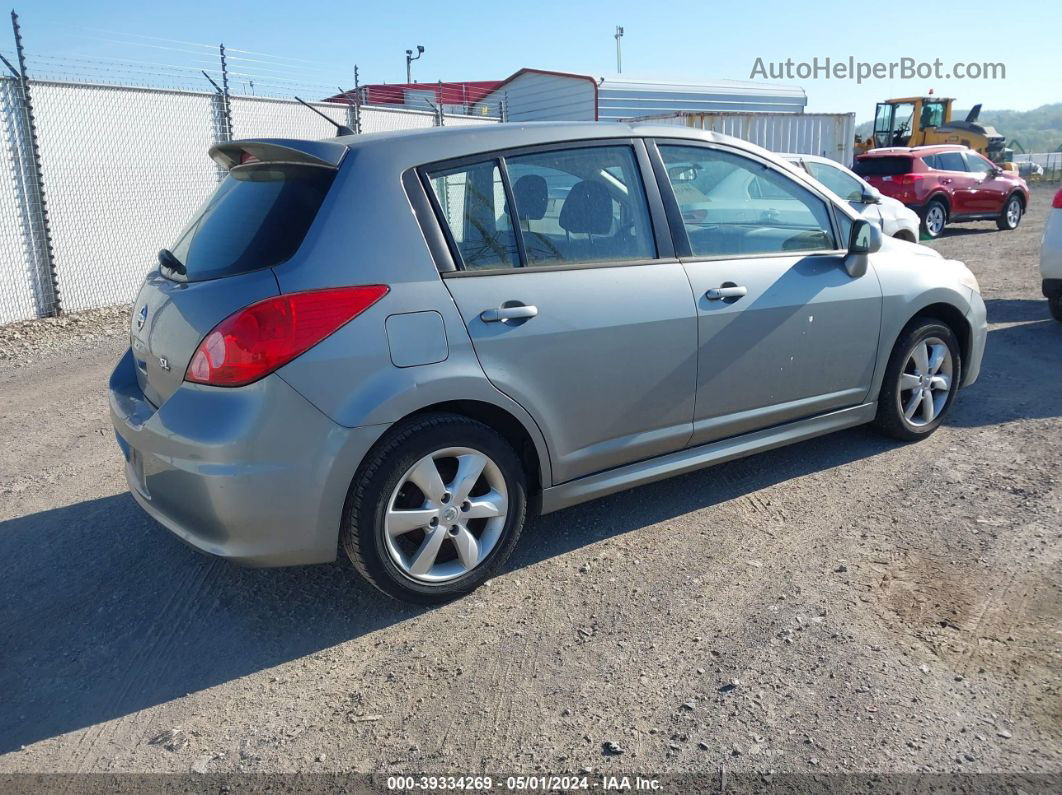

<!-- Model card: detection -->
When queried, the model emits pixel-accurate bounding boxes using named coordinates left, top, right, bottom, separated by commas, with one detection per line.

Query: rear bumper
left=963, top=291, right=988, bottom=388
left=109, top=348, right=388, bottom=566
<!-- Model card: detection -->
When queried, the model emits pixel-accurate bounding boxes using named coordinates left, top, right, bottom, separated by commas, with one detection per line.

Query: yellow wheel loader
left=854, top=96, right=1014, bottom=169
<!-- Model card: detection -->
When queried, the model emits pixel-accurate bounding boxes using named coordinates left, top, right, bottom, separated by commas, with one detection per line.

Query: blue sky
left=17, top=0, right=1062, bottom=117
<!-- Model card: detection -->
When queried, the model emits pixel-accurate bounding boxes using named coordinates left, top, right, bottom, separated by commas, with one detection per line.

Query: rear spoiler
left=209, top=139, right=348, bottom=171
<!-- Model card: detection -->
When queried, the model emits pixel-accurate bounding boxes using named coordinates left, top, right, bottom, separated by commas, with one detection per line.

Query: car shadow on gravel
left=934, top=225, right=1000, bottom=238
left=514, top=424, right=898, bottom=576
left=0, top=494, right=417, bottom=753
left=0, top=423, right=901, bottom=754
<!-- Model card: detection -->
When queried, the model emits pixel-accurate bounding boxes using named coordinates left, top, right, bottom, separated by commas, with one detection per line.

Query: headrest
left=512, top=174, right=547, bottom=221
left=558, top=180, right=612, bottom=235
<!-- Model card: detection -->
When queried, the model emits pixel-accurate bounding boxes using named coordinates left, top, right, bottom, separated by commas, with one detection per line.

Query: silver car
left=109, top=123, right=987, bottom=603
left=783, top=153, right=921, bottom=242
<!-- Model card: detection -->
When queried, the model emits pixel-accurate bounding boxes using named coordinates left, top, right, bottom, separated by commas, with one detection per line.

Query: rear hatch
left=129, top=139, right=346, bottom=406
left=853, top=156, right=914, bottom=198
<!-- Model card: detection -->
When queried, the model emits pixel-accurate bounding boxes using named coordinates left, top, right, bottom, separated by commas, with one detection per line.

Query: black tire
left=1050, top=295, right=1062, bottom=322
left=996, top=194, right=1023, bottom=231
left=874, top=319, right=962, bottom=442
left=920, top=198, right=948, bottom=239
left=342, top=412, right=527, bottom=604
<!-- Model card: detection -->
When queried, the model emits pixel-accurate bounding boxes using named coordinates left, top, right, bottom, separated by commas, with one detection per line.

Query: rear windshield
left=853, top=157, right=914, bottom=178
left=165, top=163, right=335, bottom=281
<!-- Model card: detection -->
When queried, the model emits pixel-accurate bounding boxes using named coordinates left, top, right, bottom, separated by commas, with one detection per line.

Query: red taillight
left=1053, top=189, right=1062, bottom=209
left=239, top=152, right=260, bottom=164
left=185, top=286, right=389, bottom=387
left=899, top=174, right=925, bottom=186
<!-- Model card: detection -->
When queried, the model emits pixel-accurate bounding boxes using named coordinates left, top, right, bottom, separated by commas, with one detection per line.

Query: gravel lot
left=0, top=186, right=1059, bottom=784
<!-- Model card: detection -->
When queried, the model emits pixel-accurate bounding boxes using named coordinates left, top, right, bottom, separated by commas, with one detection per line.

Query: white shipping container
left=641, top=111, right=856, bottom=166
left=473, top=69, right=806, bottom=124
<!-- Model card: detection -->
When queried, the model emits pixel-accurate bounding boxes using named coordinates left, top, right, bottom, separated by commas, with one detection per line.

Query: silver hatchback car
left=110, top=123, right=987, bottom=603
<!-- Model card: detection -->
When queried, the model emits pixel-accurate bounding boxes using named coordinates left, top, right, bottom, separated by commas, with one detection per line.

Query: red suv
left=854, top=145, right=1029, bottom=239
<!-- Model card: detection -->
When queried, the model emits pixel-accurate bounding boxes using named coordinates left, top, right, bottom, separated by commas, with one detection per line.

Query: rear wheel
left=343, top=413, right=527, bottom=604
left=996, top=195, right=1023, bottom=230
left=1050, top=295, right=1062, bottom=322
left=921, top=199, right=948, bottom=239
left=874, top=320, right=961, bottom=441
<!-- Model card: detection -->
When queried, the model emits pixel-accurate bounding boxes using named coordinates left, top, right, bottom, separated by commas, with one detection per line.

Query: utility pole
left=615, top=26, right=624, bottom=74
left=405, top=44, right=424, bottom=83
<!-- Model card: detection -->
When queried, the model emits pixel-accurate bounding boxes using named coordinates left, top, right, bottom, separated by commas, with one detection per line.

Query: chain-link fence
left=0, top=77, right=500, bottom=323
left=0, top=78, right=36, bottom=323
left=1012, top=152, right=1062, bottom=182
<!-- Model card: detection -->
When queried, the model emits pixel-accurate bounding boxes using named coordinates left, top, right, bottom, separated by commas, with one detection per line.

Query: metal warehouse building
left=474, top=68, right=806, bottom=121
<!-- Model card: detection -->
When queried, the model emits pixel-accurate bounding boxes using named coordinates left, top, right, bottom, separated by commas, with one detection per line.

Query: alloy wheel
left=383, top=447, right=508, bottom=584
left=925, top=205, right=946, bottom=237
left=897, top=337, right=953, bottom=427
left=1006, top=198, right=1021, bottom=227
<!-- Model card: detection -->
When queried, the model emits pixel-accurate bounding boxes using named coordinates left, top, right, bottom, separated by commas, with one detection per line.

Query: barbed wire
left=3, top=19, right=505, bottom=111
left=82, top=27, right=349, bottom=69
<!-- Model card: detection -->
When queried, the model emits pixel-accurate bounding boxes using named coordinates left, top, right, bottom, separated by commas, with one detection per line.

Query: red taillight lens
left=185, top=286, right=389, bottom=387
left=899, top=174, right=924, bottom=186
left=1053, top=189, right=1062, bottom=209
left=239, top=151, right=260, bottom=164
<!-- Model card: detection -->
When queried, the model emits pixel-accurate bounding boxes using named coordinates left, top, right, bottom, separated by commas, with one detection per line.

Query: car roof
left=244, top=121, right=778, bottom=171
left=859, top=144, right=969, bottom=158
left=228, top=122, right=863, bottom=223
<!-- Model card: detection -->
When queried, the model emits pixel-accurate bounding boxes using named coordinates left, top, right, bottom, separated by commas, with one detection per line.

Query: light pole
left=405, top=45, right=424, bottom=83
left=615, top=26, right=623, bottom=74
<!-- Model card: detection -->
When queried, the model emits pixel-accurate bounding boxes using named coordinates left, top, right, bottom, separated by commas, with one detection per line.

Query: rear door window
left=936, top=152, right=968, bottom=172
left=426, top=160, right=518, bottom=271
left=425, top=145, right=656, bottom=271
left=505, top=145, right=656, bottom=266
left=167, top=163, right=335, bottom=282
left=853, top=157, right=913, bottom=177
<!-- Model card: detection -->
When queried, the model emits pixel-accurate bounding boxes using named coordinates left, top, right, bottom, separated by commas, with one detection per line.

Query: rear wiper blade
left=158, top=248, right=186, bottom=275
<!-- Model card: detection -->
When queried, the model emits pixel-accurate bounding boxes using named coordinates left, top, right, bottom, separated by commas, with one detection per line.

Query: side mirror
left=861, top=187, right=883, bottom=204
left=845, top=218, right=881, bottom=278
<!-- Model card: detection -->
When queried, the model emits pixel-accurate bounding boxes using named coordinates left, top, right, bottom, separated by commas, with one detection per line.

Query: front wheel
left=874, top=320, right=962, bottom=441
left=343, top=413, right=527, bottom=604
left=996, top=195, right=1023, bottom=231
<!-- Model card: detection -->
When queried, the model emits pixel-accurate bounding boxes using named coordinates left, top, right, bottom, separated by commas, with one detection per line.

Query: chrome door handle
left=480, top=305, right=538, bottom=322
left=705, top=286, right=748, bottom=300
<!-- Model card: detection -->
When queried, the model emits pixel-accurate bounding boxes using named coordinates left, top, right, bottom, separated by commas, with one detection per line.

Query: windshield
left=166, top=163, right=335, bottom=282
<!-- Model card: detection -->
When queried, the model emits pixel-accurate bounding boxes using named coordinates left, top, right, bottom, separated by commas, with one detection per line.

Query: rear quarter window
left=853, top=157, right=914, bottom=177
left=166, top=163, right=335, bottom=282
